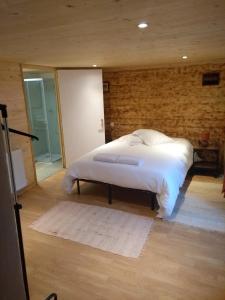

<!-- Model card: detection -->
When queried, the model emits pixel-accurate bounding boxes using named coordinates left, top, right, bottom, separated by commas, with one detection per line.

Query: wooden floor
left=20, top=171, right=225, bottom=300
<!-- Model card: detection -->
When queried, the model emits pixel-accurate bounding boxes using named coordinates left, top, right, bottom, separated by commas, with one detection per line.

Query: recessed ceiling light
left=92, top=64, right=97, bottom=67
left=137, top=22, right=148, bottom=29
left=24, top=78, right=43, bottom=82
left=182, top=55, right=188, bottom=60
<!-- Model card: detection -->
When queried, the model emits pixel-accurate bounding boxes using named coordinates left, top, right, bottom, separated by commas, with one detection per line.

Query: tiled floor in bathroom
left=35, top=159, right=62, bottom=181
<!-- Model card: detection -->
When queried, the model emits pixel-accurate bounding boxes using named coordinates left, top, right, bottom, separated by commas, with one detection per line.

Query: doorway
left=23, top=68, right=63, bottom=181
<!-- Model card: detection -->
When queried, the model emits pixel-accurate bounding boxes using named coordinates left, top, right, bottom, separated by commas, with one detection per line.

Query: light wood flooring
left=19, top=171, right=225, bottom=300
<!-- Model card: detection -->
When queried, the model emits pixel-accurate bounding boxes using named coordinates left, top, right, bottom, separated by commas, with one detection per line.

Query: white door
left=57, top=69, right=105, bottom=167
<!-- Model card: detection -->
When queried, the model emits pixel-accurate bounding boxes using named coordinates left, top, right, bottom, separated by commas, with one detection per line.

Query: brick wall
left=103, top=64, right=225, bottom=157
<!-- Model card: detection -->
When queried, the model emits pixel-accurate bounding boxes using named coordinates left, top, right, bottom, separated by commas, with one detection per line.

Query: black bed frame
left=75, top=178, right=158, bottom=211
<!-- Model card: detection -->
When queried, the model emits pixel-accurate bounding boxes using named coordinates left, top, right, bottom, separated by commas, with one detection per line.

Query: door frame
left=20, top=64, right=66, bottom=184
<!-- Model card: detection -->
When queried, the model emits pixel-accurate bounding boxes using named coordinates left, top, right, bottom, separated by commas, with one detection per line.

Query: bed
left=63, top=129, right=193, bottom=218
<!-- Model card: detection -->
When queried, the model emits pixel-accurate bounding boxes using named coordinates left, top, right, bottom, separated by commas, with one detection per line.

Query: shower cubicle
left=24, top=71, right=62, bottom=180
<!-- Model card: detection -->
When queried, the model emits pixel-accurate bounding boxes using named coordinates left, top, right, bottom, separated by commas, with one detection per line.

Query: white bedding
left=63, top=137, right=193, bottom=218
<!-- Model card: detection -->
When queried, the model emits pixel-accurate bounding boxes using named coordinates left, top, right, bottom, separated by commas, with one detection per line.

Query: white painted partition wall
left=57, top=69, right=105, bottom=167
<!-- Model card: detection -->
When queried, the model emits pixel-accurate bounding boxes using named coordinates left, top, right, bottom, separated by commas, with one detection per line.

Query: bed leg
left=76, top=179, right=80, bottom=195
left=108, top=184, right=112, bottom=204
left=151, top=199, right=155, bottom=211
left=149, top=193, right=155, bottom=210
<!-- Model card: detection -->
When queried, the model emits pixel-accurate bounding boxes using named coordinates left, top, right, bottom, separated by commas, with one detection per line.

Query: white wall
left=57, top=69, right=105, bottom=167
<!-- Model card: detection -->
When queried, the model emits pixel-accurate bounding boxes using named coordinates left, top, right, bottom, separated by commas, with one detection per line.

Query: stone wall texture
left=103, top=64, right=225, bottom=163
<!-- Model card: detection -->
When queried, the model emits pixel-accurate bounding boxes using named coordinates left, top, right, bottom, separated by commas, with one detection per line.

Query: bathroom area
left=23, top=69, right=63, bottom=181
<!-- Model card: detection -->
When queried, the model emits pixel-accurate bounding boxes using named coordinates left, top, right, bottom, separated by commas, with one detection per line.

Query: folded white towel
left=93, top=153, right=142, bottom=166
left=93, top=153, right=118, bottom=163
left=117, top=155, right=142, bottom=166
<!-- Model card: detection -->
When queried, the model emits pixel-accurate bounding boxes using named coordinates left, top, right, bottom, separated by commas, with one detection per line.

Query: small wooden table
left=192, top=146, right=220, bottom=176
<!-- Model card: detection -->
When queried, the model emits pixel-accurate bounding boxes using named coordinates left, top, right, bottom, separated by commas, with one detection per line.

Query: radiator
left=11, top=149, right=27, bottom=191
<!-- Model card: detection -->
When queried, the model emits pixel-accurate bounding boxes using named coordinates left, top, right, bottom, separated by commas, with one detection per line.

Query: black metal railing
left=1, top=103, right=53, bottom=300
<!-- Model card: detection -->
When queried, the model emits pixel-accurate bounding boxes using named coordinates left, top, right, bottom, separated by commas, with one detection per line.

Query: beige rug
left=30, top=201, right=153, bottom=258
left=170, top=179, right=225, bottom=233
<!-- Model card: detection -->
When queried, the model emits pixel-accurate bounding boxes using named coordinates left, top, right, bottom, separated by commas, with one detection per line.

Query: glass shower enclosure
left=23, top=70, right=62, bottom=181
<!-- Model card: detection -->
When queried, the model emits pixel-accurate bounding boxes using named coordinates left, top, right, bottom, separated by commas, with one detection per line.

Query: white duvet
left=63, top=137, right=193, bottom=218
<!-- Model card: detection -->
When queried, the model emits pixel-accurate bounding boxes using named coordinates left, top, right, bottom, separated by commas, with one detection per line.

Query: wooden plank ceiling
left=0, top=0, right=225, bottom=68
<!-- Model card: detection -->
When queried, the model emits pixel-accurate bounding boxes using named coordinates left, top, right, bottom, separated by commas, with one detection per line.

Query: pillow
left=132, top=129, right=173, bottom=146
left=118, top=134, right=143, bottom=146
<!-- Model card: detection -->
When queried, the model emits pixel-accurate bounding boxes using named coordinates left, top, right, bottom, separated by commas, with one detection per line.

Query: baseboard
left=17, top=182, right=37, bottom=196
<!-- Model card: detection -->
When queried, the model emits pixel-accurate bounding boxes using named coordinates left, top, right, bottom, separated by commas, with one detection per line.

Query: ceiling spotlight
left=137, top=22, right=148, bottom=29
left=92, top=64, right=97, bottom=67
left=182, top=55, right=188, bottom=60
left=24, top=78, right=43, bottom=82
